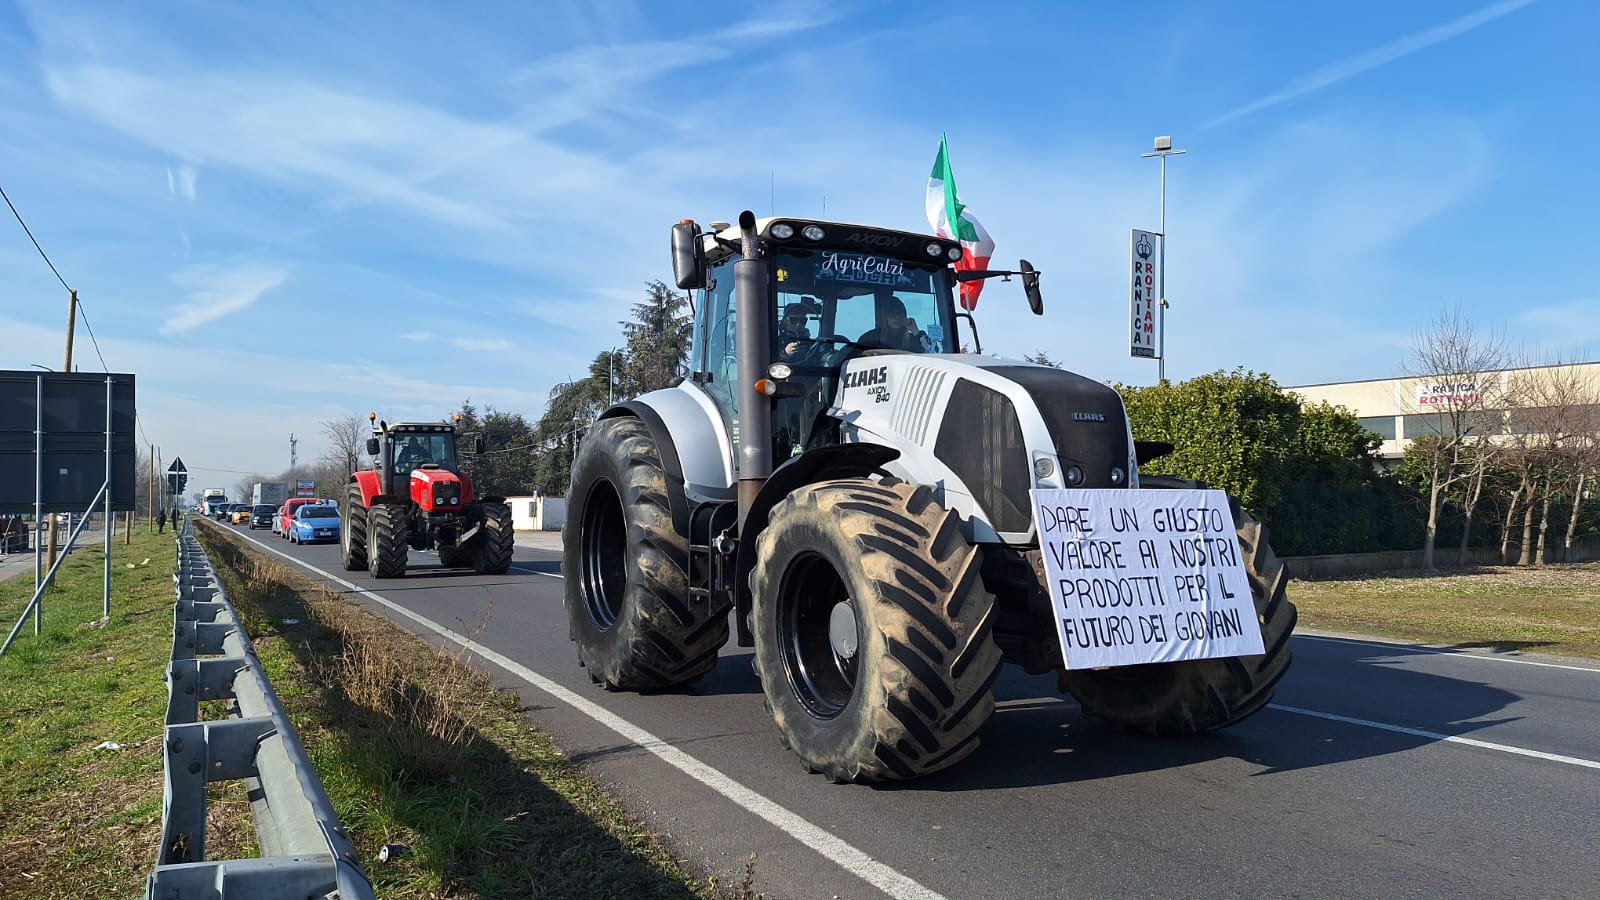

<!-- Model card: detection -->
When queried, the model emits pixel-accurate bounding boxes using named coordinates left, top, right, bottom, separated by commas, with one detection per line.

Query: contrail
left=1207, top=0, right=1537, bottom=128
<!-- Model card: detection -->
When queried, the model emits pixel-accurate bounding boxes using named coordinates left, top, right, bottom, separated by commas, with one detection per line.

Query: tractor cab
left=367, top=421, right=461, bottom=489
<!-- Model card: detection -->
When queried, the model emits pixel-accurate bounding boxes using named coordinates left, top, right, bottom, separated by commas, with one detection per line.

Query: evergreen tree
left=620, top=280, right=693, bottom=396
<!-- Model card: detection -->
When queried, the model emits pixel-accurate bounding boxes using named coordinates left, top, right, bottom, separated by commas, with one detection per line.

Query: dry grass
left=1290, top=561, right=1600, bottom=658
left=195, top=521, right=742, bottom=898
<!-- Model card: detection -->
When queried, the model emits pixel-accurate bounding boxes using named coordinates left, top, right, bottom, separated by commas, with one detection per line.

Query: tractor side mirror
left=1020, top=259, right=1043, bottom=316
left=672, top=221, right=706, bottom=290
left=365, top=437, right=380, bottom=456
left=473, top=435, right=485, bottom=455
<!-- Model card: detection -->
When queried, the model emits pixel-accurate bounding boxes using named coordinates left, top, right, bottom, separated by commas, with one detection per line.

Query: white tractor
left=563, top=211, right=1296, bottom=782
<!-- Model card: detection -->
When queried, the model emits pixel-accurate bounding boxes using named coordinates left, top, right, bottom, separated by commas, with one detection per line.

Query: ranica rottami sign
left=1415, top=381, right=1481, bottom=406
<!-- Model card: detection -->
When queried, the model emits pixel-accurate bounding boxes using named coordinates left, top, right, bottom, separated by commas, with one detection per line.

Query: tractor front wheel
left=751, top=477, right=1003, bottom=783
left=340, top=484, right=368, bottom=572
left=563, top=417, right=728, bottom=689
left=1057, top=476, right=1297, bottom=735
left=472, top=502, right=514, bottom=575
left=367, top=503, right=409, bottom=579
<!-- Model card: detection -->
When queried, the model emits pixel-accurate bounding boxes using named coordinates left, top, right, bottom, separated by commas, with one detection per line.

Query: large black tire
left=472, top=501, right=514, bottom=575
left=751, top=477, right=1003, bottom=783
left=340, top=484, right=368, bottom=572
left=367, top=503, right=409, bottom=579
left=1057, top=475, right=1297, bottom=735
left=564, top=417, right=728, bottom=689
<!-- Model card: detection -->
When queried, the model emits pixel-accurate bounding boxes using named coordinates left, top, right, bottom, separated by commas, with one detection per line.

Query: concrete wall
left=506, top=495, right=566, bottom=531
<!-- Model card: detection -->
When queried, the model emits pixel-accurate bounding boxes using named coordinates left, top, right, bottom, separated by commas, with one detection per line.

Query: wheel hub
left=828, top=600, right=858, bottom=659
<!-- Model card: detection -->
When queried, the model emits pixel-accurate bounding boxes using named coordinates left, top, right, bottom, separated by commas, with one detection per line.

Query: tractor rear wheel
left=472, top=501, right=514, bottom=575
left=367, top=503, right=409, bottom=579
left=340, top=484, right=368, bottom=572
left=1057, top=475, right=1296, bottom=735
left=564, top=417, right=728, bottom=689
left=751, top=477, right=1003, bottom=782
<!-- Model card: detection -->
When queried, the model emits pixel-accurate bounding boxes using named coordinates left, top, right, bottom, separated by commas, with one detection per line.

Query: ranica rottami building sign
left=1415, top=381, right=1482, bottom=406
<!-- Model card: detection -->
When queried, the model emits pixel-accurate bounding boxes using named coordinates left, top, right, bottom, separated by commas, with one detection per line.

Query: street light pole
left=1141, top=137, right=1185, bottom=384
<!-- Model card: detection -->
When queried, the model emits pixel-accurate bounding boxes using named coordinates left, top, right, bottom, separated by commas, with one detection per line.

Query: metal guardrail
left=148, top=520, right=374, bottom=899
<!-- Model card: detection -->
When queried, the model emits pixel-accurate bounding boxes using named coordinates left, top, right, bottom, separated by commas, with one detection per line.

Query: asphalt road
left=219, top=521, right=1600, bottom=899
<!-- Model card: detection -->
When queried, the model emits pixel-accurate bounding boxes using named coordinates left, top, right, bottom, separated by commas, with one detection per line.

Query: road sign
left=168, top=457, right=187, bottom=474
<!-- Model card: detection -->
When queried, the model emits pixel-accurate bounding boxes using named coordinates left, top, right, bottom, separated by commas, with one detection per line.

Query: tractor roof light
left=771, top=222, right=795, bottom=240
left=768, top=362, right=793, bottom=381
left=947, top=246, right=963, bottom=261
left=925, top=241, right=943, bottom=257
left=802, top=225, right=826, bottom=241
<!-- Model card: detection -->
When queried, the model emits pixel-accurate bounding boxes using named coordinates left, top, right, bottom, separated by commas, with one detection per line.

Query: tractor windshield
left=771, top=248, right=956, bottom=362
left=392, top=433, right=458, bottom=475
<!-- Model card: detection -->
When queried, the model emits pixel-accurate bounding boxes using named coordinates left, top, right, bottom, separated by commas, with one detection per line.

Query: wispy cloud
left=1207, top=0, right=1537, bottom=128
left=166, top=163, right=196, bottom=199
left=401, top=331, right=432, bottom=342
left=161, top=263, right=288, bottom=334
left=453, top=337, right=511, bottom=352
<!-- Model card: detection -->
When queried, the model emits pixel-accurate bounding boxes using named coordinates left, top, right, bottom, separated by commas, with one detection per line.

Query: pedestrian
left=157, top=508, right=167, bottom=534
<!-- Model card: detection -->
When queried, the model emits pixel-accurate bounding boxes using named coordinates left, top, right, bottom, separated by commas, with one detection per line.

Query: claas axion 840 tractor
left=342, top=414, right=514, bottom=578
left=564, top=211, right=1297, bottom=783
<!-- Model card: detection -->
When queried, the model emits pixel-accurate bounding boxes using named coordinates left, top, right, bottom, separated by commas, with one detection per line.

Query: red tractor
left=341, top=415, right=514, bottom=578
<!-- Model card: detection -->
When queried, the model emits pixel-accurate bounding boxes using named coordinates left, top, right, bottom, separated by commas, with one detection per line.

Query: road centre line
left=1293, top=633, right=1600, bottom=674
left=228, top=528, right=948, bottom=900
left=1269, top=704, right=1600, bottom=771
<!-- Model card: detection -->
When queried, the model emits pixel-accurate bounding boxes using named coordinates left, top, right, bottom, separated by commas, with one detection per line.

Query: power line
left=0, top=183, right=71, bottom=292
left=73, top=299, right=111, bottom=372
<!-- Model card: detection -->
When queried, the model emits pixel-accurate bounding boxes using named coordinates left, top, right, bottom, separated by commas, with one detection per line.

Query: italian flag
left=925, top=134, right=995, bottom=310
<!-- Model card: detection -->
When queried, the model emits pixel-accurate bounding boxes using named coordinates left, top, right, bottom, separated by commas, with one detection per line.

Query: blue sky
left=2, top=0, right=1593, bottom=483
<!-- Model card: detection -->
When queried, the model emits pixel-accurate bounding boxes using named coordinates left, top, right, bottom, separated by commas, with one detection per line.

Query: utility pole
left=1141, top=137, right=1185, bottom=384
left=45, top=290, right=77, bottom=571
left=290, top=433, right=298, bottom=471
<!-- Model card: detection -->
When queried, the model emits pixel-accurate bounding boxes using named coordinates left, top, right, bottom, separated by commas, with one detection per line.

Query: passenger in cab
left=857, top=295, right=928, bottom=352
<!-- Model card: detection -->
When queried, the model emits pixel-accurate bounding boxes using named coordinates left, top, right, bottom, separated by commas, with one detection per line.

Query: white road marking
left=510, top=565, right=563, bottom=578
left=1270, top=704, right=1600, bottom=771
left=226, top=527, right=947, bottom=900
left=1294, top=633, right=1600, bottom=674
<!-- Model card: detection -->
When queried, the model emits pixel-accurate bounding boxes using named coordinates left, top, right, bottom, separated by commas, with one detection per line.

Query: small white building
left=506, top=495, right=566, bottom=531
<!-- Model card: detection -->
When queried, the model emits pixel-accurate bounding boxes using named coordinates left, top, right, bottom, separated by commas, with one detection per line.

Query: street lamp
left=28, top=364, right=51, bottom=371
left=1141, top=136, right=1186, bottom=384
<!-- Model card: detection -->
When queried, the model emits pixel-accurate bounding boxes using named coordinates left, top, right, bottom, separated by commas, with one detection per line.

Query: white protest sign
left=1030, top=488, right=1265, bottom=670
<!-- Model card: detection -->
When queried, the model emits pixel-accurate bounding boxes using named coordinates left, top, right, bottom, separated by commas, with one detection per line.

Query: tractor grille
left=431, top=481, right=462, bottom=508
left=990, top=366, right=1131, bottom=489
left=889, top=365, right=946, bottom=444
left=934, top=378, right=1032, bottom=533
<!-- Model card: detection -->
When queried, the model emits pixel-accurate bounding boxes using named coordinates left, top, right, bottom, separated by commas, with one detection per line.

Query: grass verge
left=0, top=522, right=180, bottom=898
left=1, top=518, right=759, bottom=899
left=1290, top=562, right=1600, bottom=659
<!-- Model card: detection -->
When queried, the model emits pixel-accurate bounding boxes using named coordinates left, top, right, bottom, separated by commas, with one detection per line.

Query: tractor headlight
left=768, top=362, right=793, bottom=381
left=802, top=225, right=826, bottom=241
left=947, top=246, right=963, bottom=261
left=925, top=241, right=943, bottom=257
left=1064, top=465, right=1085, bottom=486
left=771, top=222, right=795, bottom=239
left=1109, top=467, right=1125, bottom=485
left=1033, top=457, right=1055, bottom=479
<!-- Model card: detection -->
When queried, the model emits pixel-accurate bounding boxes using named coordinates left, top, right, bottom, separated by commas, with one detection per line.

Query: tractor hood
left=828, top=353, right=1135, bottom=541
left=409, top=466, right=473, bottom=508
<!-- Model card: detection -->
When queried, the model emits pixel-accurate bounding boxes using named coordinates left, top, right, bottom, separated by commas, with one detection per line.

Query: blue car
left=288, top=503, right=341, bottom=544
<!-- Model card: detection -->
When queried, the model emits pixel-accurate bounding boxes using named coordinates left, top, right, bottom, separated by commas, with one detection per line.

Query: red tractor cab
left=340, top=415, right=513, bottom=578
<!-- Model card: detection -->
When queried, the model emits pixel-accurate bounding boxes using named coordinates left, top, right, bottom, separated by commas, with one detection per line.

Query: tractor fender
left=731, top=442, right=901, bottom=645
left=351, top=471, right=387, bottom=508
left=601, top=387, right=735, bottom=535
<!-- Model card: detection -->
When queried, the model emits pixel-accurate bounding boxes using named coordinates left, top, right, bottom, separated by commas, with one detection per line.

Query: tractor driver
left=777, top=300, right=821, bottom=363
left=395, top=436, right=430, bottom=470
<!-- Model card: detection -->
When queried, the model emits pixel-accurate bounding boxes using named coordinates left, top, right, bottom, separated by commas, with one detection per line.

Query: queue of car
left=220, top=496, right=342, bottom=545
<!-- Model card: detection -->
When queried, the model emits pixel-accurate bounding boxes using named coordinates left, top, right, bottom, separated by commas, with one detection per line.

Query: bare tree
left=1402, top=306, right=1508, bottom=568
left=321, top=415, right=368, bottom=482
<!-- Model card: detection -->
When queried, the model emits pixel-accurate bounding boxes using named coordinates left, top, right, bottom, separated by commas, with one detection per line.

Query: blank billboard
left=0, top=371, right=137, bottom=513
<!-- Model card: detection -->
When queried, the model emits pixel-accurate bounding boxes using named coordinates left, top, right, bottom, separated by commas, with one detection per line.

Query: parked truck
left=252, top=482, right=289, bottom=508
